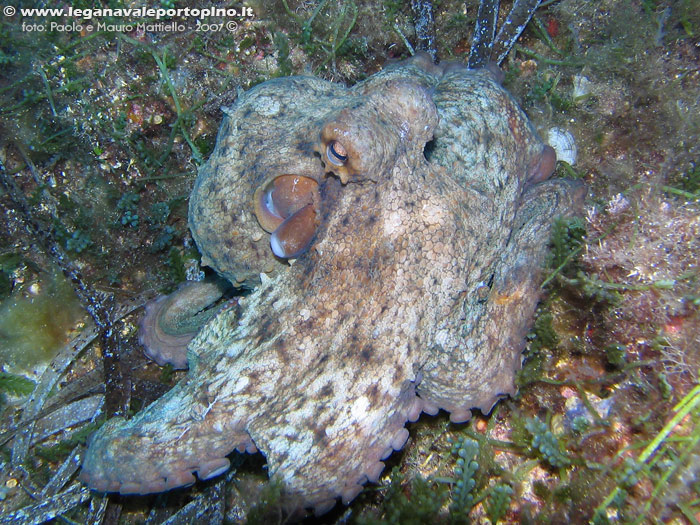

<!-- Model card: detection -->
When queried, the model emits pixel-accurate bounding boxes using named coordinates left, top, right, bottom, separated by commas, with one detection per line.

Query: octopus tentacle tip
left=408, top=396, right=424, bottom=421
left=366, top=461, right=386, bottom=483
left=146, top=479, right=167, bottom=492
left=197, top=458, right=231, bottom=480
left=341, top=484, right=364, bottom=505
left=391, top=428, right=410, bottom=451
left=478, top=394, right=508, bottom=415
left=528, top=144, right=558, bottom=185
left=253, top=185, right=284, bottom=233
left=402, top=51, right=444, bottom=76
left=421, top=400, right=440, bottom=416
left=255, top=175, right=320, bottom=258
left=163, top=471, right=196, bottom=491
left=139, top=279, right=232, bottom=370
left=139, top=293, right=191, bottom=370
left=269, top=232, right=285, bottom=258
left=313, top=499, right=337, bottom=516
left=448, top=408, right=473, bottom=424
left=270, top=175, right=319, bottom=218
left=233, top=438, right=258, bottom=454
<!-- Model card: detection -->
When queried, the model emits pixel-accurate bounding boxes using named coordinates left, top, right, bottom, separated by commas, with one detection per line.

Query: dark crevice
left=423, top=139, right=436, bottom=161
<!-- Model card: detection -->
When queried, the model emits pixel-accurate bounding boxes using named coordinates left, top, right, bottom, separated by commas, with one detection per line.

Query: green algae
left=0, top=269, right=85, bottom=377
left=525, top=416, right=571, bottom=469
left=356, top=467, right=447, bottom=525
left=0, top=372, right=36, bottom=405
left=33, top=419, right=103, bottom=463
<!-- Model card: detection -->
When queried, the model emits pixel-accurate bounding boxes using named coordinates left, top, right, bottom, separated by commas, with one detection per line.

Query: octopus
left=79, top=53, right=583, bottom=515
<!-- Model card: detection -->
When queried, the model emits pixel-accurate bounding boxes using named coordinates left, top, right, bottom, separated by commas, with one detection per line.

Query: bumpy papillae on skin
left=80, top=55, right=583, bottom=515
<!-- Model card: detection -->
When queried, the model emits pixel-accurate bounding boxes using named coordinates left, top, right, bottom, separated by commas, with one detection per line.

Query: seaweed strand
left=468, top=0, right=499, bottom=68
left=411, top=0, right=437, bottom=60
left=492, top=0, right=542, bottom=65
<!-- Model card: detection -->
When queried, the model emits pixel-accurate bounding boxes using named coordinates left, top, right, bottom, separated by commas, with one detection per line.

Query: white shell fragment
left=547, top=128, right=577, bottom=165
left=573, top=75, right=592, bottom=100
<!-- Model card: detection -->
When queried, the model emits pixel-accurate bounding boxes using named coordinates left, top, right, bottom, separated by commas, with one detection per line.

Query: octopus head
left=248, top=79, right=438, bottom=261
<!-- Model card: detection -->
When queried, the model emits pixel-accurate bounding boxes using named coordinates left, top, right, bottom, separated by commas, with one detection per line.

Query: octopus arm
left=246, top=367, right=423, bottom=515
left=79, top=366, right=257, bottom=494
left=416, top=178, right=585, bottom=420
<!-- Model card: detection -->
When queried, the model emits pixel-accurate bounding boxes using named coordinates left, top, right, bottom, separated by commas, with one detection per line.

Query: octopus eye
left=326, top=140, right=348, bottom=166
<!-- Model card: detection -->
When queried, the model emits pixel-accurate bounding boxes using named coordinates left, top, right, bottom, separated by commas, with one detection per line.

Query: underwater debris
left=572, top=74, right=592, bottom=100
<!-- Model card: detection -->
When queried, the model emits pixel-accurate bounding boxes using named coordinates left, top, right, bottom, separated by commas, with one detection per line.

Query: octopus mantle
left=80, top=56, right=583, bottom=515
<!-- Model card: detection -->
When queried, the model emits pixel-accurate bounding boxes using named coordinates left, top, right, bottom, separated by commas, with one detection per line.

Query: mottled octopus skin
left=80, top=57, right=583, bottom=514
